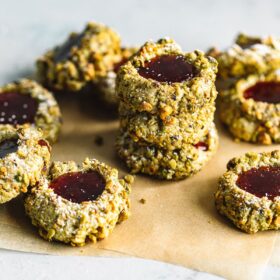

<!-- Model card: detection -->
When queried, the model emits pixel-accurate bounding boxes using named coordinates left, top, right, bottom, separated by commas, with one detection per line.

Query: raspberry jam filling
left=0, top=138, right=18, bottom=159
left=49, top=171, right=106, bottom=203
left=137, top=55, right=197, bottom=84
left=244, top=81, right=280, bottom=104
left=236, top=166, right=280, bottom=200
left=193, top=141, right=208, bottom=151
left=54, top=33, right=84, bottom=62
left=0, top=92, right=38, bottom=125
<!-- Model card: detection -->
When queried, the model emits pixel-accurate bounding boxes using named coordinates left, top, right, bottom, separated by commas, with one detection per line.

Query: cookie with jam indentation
left=116, top=124, right=218, bottom=180
left=210, top=33, right=280, bottom=81
left=116, top=38, right=217, bottom=115
left=0, top=126, right=51, bottom=204
left=215, top=150, right=280, bottom=233
left=0, top=79, right=62, bottom=143
left=24, top=158, right=133, bottom=246
left=37, top=22, right=122, bottom=92
left=219, top=72, right=280, bottom=144
left=119, top=102, right=216, bottom=149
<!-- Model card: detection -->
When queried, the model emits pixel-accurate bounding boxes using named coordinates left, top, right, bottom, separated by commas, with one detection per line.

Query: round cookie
left=116, top=125, right=218, bottom=180
left=37, top=22, right=122, bottom=92
left=219, top=72, right=280, bottom=144
left=0, top=79, right=62, bottom=143
left=119, top=85, right=217, bottom=116
left=215, top=150, right=280, bottom=233
left=212, top=33, right=280, bottom=80
left=95, top=47, right=138, bottom=105
left=119, top=103, right=215, bottom=149
left=24, top=158, right=133, bottom=246
left=116, top=38, right=218, bottom=115
left=0, top=125, right=51, bottom=204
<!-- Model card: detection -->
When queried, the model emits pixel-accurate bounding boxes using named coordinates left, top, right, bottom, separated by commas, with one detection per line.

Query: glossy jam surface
left=244, top=82, right=280, bottom=104
left=236, top=166, right=280, bottom=200
left=49, top=171, right=106, bottom=203
left=0, top=92, right=38, bottom=125
left=54, top=33, right=84, bottom=62
left=0, top=138, right=18, bottom=159
left=193, top=141, right=208, bottom=151
left=137, top=55, right=197, bottom=84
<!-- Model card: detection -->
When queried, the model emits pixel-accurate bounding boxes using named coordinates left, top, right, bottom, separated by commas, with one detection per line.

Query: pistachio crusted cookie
left=0, top=79, right=62, bottom=143
left=24, top=158, right=133, bottom=246
left=0, top=126, right=51, bottom=204
left=37, top=22, right=122, bottom=92
left=95, top=47, right=138, bottom=105
left=116, top=38, right=218, bottom=115
left=116, top=125, right=218, bottom=180
left=119, top=103, right=215, bottom=149
left=211, top=33, right=280, bottom=80
left=219, top=73, right=280, bottom=144
left=116, top=38, right=218, bottom=179
left=215, top=150, right=280, bottom=233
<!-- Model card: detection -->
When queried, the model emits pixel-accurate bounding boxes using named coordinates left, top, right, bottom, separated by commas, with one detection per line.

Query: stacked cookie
left=209, top=33, right=280, bottom=144
left=116, top=38, right=219, bottom=180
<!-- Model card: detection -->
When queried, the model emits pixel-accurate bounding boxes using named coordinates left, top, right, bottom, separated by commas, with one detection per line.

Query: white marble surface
left=0, top=0, right=280, bottom=279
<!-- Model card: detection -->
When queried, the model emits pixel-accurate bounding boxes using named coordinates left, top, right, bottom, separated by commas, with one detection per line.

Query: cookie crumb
left=94, top=136, right=104, bottom=146
left=139, top=198, right=146, bottom=204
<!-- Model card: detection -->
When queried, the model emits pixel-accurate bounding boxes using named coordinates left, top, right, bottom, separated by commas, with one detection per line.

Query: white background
left=0, top=0, right=280, bottom=279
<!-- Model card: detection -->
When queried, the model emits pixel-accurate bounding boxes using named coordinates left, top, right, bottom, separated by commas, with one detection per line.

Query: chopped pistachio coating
left=0, top=79, right=62, bottom=143
left=219, top=73, right=280, bottom=144
left=119, top=102, right=216, bottom=149
left=212, top=33, right=280, bottom=80
left=0, top=125, right=51, bottom=204
left=24, top=158, right=133, bottom=246
left=36, top=22, right=122, bottom=92
left=116, top=124, right=218, bottom=180
left=95, top=47, right=138, bottom=106
left=215, top=150, right=280, bottom=233
left=116, top=38, right=218, bottom=115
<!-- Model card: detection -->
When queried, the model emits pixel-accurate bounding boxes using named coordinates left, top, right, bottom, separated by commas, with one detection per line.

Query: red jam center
left=49, top=171, right=106, bottom=203
left=236, top=166, right=280, bottom=200
left=244, top=82, right=280, bottom=104
left=0, top=92, right=38, bottom=125
left=193, top=141, right=208, bottom=151
left=0, top=138, right=18, bottom=158
left=137, top=55, right=197, bottom=84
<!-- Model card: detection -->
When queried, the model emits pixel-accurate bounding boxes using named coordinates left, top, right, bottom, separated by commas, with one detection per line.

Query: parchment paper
left=0, top=93, right=278, bottom=280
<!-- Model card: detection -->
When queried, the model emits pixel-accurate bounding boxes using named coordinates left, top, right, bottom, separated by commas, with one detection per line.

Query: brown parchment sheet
left=0, top=93, right=278, bottom=280
left=270, top=235, right=280, bottom=265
